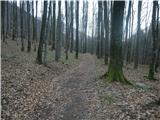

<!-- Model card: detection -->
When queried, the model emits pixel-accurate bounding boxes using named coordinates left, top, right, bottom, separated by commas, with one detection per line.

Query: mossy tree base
left=104, top=64, right=132, bottom=85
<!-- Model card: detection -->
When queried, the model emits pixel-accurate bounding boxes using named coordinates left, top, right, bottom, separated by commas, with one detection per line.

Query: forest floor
left=1, top=40, right=160, bottom=120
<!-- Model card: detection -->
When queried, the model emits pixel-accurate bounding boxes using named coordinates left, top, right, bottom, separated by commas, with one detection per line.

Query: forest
left=1, top=0, right=160, bottom=120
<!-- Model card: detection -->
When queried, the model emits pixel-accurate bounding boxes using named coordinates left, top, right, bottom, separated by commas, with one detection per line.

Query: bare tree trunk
left=155, top=4, right=159, bottom=72
left=134, top=1, right=142, bottom=69
left=51, top=1, right=56, bottom=50
left=34, top=1, right=38, bottom=51
left=55, top=1, right=62, bottom=61
left=97, top=1, right=102, bottom=59
left=125, top=1, right=132, bottom=63
left=148, top=1, right=158, bottom=79
left=37, top=1, right=48, bottom=64
left=27, top=1, right=31, bottom=52
left=43, top=1, right=52, bottom=64
left=1, top=1, right=5, bottom=42
left=65, top=1, right=69, bottom=60
left=20, top=1, right=24, bottom=51
left=75, top=1, right=79, bottom=59
left=105, top=1, right=130, bottom=84
left=70, top=1, right=74, bottom=53
left=91, top=1, right=95, bottom=54
left=104, top=1, right=109, bottom=64
left=32, top=1, right=36, bottom=51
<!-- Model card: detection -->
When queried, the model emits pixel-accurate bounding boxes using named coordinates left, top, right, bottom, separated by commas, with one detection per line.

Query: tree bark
left=55, top=1, right=62, bottom=61
left=75, top=1, right=79, bottom=59
left=20, top=1, right=24, bottom=51
left=51, top=1, right=56, bottom=50
left=134, top=1, right=142, bottom=69
left=148, top=1, right=158, bottom=79
left=106, top=1, right=131, bottom=84
left=37, top=1, right=48, bottom=64
left=70, top=1, right=74, bottom=53
left=97, top=1, right=102, bottom=59
left=27, top=1, right=31, bottom=52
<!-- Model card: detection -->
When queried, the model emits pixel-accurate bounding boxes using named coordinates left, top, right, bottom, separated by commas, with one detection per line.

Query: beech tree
left=75, top=1, right=79, bottom=59
left=55, top=1, right=62, bottom=61
left=27, top=1, right=31, bottom=52
left=52, top=1, right=56, bottom=50
left=65, top=1, right=70, bottom=60
left=70, top=1, right=74, bottom=53
left=97, top=1, right=102, bottom=58
left=148, top=1, right=158, bottom=79
left=104, top=1, right=109, bottom=64
left=37, top=1, right=48, bottom=64
left=32, top=1, right=36, bottom=51
left=20, top=1, right=24, bottom=51
left=124, top=1, right=132, bottom=63
left=105, top=1, right=130, bottom=84
left=134, top=1, right=142, bottom=69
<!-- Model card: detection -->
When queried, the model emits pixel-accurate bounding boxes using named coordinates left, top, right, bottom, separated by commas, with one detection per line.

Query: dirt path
left=27, top=54, right=99, bottom=120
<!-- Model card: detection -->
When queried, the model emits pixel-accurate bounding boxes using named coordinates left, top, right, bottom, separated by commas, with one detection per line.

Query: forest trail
left=46, top=54, right=98, bottom=120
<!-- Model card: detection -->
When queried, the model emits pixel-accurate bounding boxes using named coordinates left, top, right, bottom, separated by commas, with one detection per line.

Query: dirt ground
left=1, top=40, right=160, bottom=120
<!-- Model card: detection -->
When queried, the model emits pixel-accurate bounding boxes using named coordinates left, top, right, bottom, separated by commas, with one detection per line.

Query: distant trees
left=1, top=0, right=159, bottom=82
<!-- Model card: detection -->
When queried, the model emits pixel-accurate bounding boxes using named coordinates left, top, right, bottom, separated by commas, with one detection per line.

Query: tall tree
left=104, top=1, right=109, bottom=64
left=75, top=1, right=79, bottom=59
left=43, top=1, right=52, bottom=63
left=12, top=1, right=17, bottom=42
left=37, top=1, right=48, bottom=64
left=27, top=1, right=31, bottom=52
left=91, top=1, right=95, bottom=54
left=20, top=1, right=24, bottom=51
left=34, top=1, right=38, bottom=51
left=32, top=1, right=36, bottom=51
left=148, top=1, right=158, bottom=79
left=83, top=1, right=88, bottom=53
left=100, top=7, right=104, bottom=58
left=105, top=1, right=130, bottom=84
left=70, top=1, right=74, bottom=53
left=134, top=1, right=142, bottom=69
left=1, top=1, right=5, bottom=42
left=65, top=1, right=70, bottom=60
left=6, top=1, right=9, bottom=39
left=125, top=1, right=132, bottom=62
left=97, top=1, right=102, bottom=58
left=51, top=1, right=56, bottom=50
left=55, top=1, right=62, bottom=61
left=155, top=3, right=159, bottom=72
